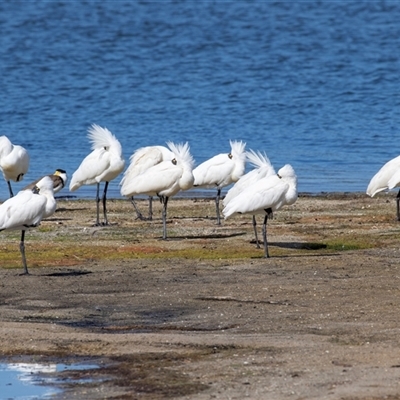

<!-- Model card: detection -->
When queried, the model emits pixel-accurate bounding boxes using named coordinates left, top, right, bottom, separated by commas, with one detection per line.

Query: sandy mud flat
left=1, top=193, right=400, bottom=399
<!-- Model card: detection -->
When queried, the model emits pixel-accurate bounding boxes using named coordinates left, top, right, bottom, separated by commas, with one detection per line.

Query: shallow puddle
left=0, top=361, right=98, bottom=399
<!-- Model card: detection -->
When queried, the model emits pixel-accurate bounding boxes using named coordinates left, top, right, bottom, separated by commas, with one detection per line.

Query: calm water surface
left=1, top=1, right=399, bottom=200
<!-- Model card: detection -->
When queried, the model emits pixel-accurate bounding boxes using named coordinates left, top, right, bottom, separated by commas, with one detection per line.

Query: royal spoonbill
left=121, top=142, right=194, bottom=239
left=223, top=164, right=298, bottom=258
left=0, top=136, right=30, bottom=197
left=193, top=140, right=246, bottom=225
left=223, top=149, right=276, bottom=248
left=69, top=124, right=125, bottom=226
left=121, top=145, right=174, bottom=220
left=367, top=155, right=400, bottom=220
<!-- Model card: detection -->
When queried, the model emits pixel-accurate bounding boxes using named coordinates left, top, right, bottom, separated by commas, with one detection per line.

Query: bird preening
left=192, top=140, right=247, bottom=225
left=223, top=164, right=298, bottom=258
left=223, top=149, right=276, bottom=248
left=120, top=145, right=175, bottom=221
left=69, top=124, right=125, bottom=226
left=120, top=141, right=194, bottom=240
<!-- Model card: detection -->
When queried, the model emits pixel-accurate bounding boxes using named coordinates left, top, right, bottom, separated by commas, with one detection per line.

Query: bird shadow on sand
left=167, top=232, right=247, bottom=240
left=266, top=241, right=328, bottom=250
left=43, top=217, right=73, bottom=222
left=56, top=207, right=86, bottom=212
left=42, top=270, right=92, bottom=277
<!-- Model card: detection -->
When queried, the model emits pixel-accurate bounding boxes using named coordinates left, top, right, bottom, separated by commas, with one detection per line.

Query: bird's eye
left=277, top=173, right=282, bottom=179
left=32, top=186, right=40, bottom=194
left=172, top=158, right=177, bottom=165
left=228, top=153, right=233, bottom=159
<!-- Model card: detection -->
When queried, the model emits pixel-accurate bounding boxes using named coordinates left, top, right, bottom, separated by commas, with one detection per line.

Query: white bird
left=223, top=149, right=276, bottom=248
left=69, top=124, right=125, bottom=226
left=120, top=145, right=174, bottom=220
left=121, top=142, right=194, bottom=239
left=192, top=140, right=246, bottom=225
left=0, top=135, right=30, bottom=197
left=23, top=169, right=68, bottom=195
left=223, top=164, right=298, bottom=258
left=0, top=176, right=56, bottom=274
left=366, top=155, right=400, bottom=220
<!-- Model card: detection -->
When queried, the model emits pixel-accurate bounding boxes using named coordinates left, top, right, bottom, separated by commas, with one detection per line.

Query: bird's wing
left=69, top=149, right=110, bottom=190
left=193, top=154, right=233, bottom=187
left=121, top=161, right=182, bottom=197
left=223, top=176, right=288, bottom=218
left=367, top=155, right=400, bottom=196
left=0, top=191, right=46, bottom=230
left=122, top=147, right=169, bottom=185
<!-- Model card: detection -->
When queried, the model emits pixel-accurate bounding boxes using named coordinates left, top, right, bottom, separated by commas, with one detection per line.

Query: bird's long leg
left=396, top=190, right=400, bottom=221
left=161, top=196, right=169, bottom=240
left=131, top=196, right=144, bottom=220
left=102, top=181, right=109, bottom=225
left=148, top=196, right=153, bottom=221
left=19, top=230, right=29, bottom=275
left=95, top=183, right=101, bottom=226
left=252, top=215, right=260, bottom=249
left=7, top=181, right=14, bottom=198
left=131, top=196, right=154, bottom=221
left=215, top=188, right=221, bottom=225
left=262, top=208, right=273, bottom=258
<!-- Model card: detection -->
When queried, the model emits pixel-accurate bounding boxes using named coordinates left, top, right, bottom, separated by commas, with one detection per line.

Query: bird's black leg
left=262, top=208, right=273, bottom=258
left=102, top=181, right=109, bottom=225
left=7, top=181, right=14, bottom=198
left=148, top=196, right=153, bottom=221
left=94, top=183, right=101, bottom=226
left=397, top=190, right=400, bottom=221
left=131, top=196, right=153, bottom=221
left=252, top=215, right=260, bottom=249
left=131, top=196, right=145, bottom=220
left=161, top=196, right=169, bottom=240
left=19, top=230, right=29, bottom=275
left=215, top=188, right=221, bottom=225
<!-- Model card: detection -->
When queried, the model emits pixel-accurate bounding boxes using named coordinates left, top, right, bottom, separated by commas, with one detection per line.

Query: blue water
left=1, top=1, right=399, bottom=200
left=0, top=361, right=98, bottom=399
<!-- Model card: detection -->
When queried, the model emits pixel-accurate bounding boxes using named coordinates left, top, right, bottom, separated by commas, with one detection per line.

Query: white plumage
left=120, top=145, right=174, bottom=220
left=0, top=135, right=30, bottom=197
left=121, top=142, right=194, bottom=239
left=223, top=149, right=276, bottom=248
left=193, top=140, right=246, bottom=225
left=0, top=176, right=56, bottom=274
left=69, top=124, right=125, bottom=226
left=366, top=155, right=400, bottom=220
left=223, top=164, right=298, bottom=258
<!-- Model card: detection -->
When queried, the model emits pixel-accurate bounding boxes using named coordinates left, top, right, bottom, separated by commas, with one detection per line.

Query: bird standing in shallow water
left=120, top=142, right=194, bottom=239
left=192, top=140, right=246, bottom=225
left=223, top=164, right=298, bottom=258
left=69, top=124, right=125, bottom=226
left=367, top=155, right=400, bottom=220
left=120, top=145, right=174, bottom=220
left=0, top=176, right=56, bottom=274
left=0, top=136, right=30, bottom=197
